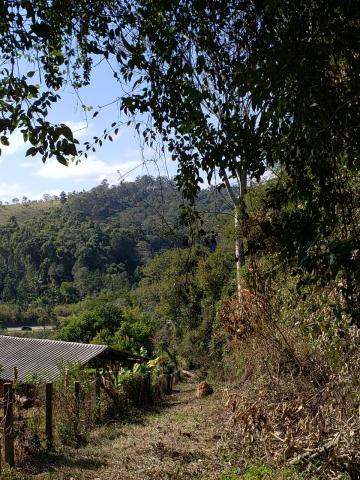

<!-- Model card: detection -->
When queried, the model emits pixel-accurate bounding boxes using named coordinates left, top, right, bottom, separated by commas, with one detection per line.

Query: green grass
left=1, top=330, right=56, bottom=339
left=167, top=412, right=202, bottom=423
left=220, top=465, right=305, bottom=480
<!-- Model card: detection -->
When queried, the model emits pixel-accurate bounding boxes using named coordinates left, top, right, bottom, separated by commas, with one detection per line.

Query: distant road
left=4, top=326, right=56, bottom=332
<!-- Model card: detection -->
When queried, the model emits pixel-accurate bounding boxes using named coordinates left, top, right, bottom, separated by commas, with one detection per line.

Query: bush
left=118, top=370, right=152, bottom=408
left=0, top=469, right=32, bottom=480
left=56, top=303, right=123, bottom=343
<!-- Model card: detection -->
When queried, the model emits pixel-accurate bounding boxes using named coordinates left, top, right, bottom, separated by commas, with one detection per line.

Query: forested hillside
left=0, top=176, right=229, bottom=327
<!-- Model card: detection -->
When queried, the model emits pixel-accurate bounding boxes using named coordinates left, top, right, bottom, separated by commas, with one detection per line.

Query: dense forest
left=0, top=176, right=230, bottom=328
left=0, top=176, right=180, bottom=308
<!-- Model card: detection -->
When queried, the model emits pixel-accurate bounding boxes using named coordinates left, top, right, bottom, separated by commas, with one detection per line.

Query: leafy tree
left=2, top=1, right=359, bottom=322
left=57, top=304, right=123, bottom=343
left=111, top=2, right=265, bottom=297
left=0, top=0, right=112, bottom=164
left=137, top=228, right=235, bottom=367
left=138, top=240, right=234, bottom=335
left=59, top=191, right=67, bottom=204
left=138, top=247, right=205, bottom=333
left=108, top=1, right=360, bottom=321
left=59, top=281, right=79, bottom=304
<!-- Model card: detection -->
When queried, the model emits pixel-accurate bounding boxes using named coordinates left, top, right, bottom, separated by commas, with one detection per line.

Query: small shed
left=0, top=335, right=147, bottom=383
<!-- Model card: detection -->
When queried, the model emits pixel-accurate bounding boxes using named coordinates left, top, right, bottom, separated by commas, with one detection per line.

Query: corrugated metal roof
left=0, top=335, right=109, bottom=382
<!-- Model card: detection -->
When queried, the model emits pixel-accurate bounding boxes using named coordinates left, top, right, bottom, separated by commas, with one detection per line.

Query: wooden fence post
left=45, top=383, right=53, bottom=447
left=144, top=373, right=151, bottom=404
left=171, top=373, right=174, bottom=391
left=64, top=369, right=69, bottom=388
left=165, top=372, right=172, bottom=395
left=3, top=382, right=14, bottom=467
left=74, top=381, right=80, bottom=430
left=95, top=375, right=101, bottom=422
left=13, top=367, right=18, bottom=384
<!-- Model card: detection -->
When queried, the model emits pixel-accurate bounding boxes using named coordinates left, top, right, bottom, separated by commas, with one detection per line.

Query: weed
left=240, top=465, right=273, bottom=479
left=222, top=466, right=241, bottom=480
left=0, top=468, right=31, bottom=480
left=221, top=448, right=237, bottom=466
left=221, top=465, right=306, bottom=480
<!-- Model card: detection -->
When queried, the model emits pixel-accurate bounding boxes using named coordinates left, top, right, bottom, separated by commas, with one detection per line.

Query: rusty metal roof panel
left=0, top=335, right=108, bottom=382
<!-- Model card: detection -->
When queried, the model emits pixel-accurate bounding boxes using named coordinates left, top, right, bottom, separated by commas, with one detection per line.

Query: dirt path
left=34, top=381, right=229, bottom=480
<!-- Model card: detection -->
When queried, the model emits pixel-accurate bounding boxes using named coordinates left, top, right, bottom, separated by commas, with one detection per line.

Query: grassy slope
left=0, top=201, right=59, bottom=225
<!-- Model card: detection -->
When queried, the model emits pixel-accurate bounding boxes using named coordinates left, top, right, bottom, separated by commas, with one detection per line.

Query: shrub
left=220, top=260, right=360, bottom=478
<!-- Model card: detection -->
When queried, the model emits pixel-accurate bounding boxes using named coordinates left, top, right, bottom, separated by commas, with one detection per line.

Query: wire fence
left=0, top=367, right=177, bottom=470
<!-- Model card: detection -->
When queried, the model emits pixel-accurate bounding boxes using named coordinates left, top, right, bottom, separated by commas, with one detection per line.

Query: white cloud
left=0, top=183, right=24, bottom=201
left=63, top=120, right=89, bottom=138
left=0, top=183, right=61, bottom=203
left=36, top=155, right=143, bottom=183
left=1, top=131, right=27, bottom=159
left=20, top=160, right=35, bottom=169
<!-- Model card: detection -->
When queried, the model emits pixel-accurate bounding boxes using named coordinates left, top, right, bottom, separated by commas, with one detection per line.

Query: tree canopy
left=1, top=0, right=360, bottom=320
left=0, top=0, right=110, bottom=163
left=0, top=176, right=227, bottom=311
left=2, top=1, right=358, bottom=191
left=103, top=0, right=359, bottom=319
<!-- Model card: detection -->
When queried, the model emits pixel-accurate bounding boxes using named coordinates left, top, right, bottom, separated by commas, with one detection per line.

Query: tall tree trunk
left=235, top=205, right=244, bottom=301
left=223, top=168, right=247, bottom=302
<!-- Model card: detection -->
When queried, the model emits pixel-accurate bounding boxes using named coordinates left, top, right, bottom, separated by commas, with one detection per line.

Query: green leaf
left=56, top=155, right=68, bottom=166
left=25, top=146, right=38, bottom=157
left=58, top=124, right=74, bottom=141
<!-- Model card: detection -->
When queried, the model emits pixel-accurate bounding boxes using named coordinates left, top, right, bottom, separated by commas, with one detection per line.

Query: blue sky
left=0, top=62, right=176, bottom=203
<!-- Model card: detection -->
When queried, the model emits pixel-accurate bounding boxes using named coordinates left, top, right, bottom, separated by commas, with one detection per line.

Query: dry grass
left=0, top=201, right=58, bottom=226
left=24, top=381, right=228, bottom=480
left=220, top=301, right=360, bottom=478
left=216, top=262, right=360, bottom=479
